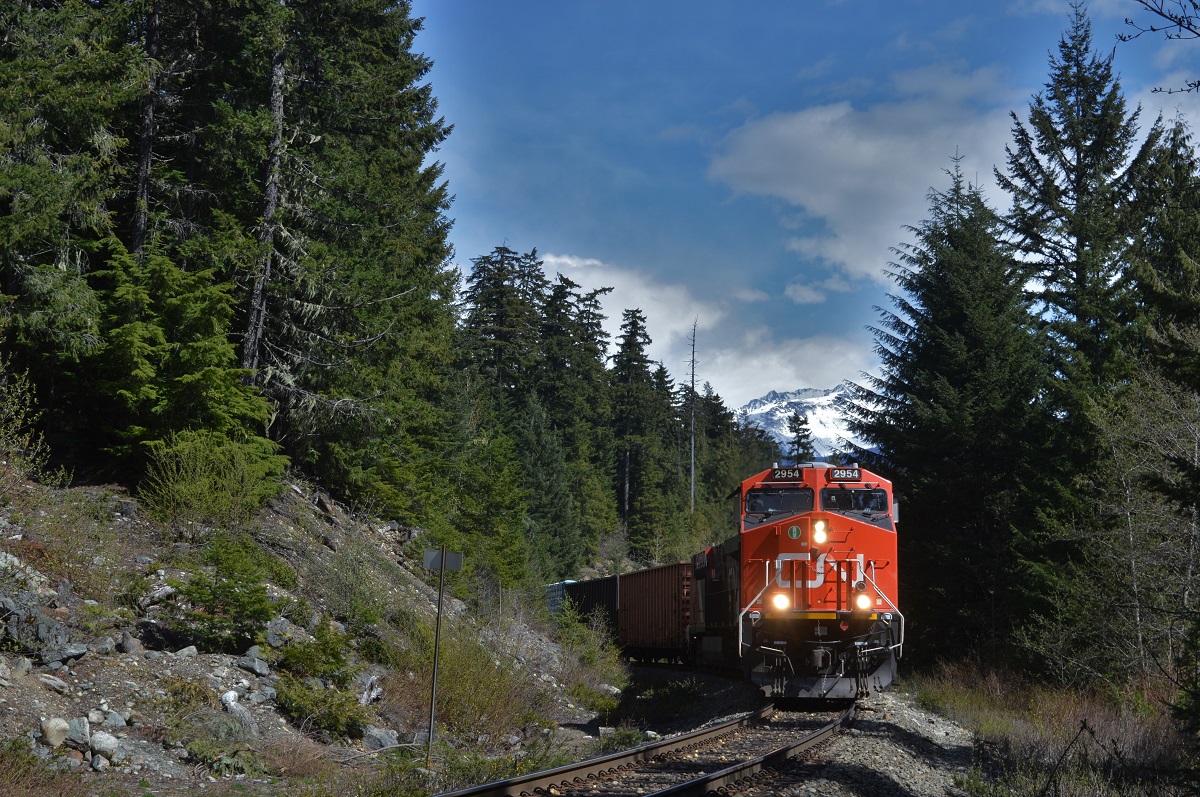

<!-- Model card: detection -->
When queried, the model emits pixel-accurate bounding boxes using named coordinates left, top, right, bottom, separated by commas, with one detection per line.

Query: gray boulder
left=90, top=730, right=119, bottom=759
left=65, top=717, right=90, bottom=751
left=0, top=591, right=67, bottom=654
left=363, top=725, right=399, bottom=751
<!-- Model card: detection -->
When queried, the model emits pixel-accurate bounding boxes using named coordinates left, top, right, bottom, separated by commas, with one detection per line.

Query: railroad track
left=435, top=703, right=854, bottom=797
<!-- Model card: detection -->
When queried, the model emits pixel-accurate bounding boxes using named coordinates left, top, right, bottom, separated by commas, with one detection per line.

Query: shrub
left=275, top=620, right=358, bottom=688
left=138, top=429, right=285, bottom=538
left=0, top=362, right=68, bottom=505
left=167, top=567, right=274, bottom=653
left=599, top=724, right=644, bottom=753
left=907, top=661, right=1190, bottom=796
left=200, top=530, right=297, bottom=589
left=275, top=675, right=370, bottom=738
left=377, top=610, right=558, bottom=748
left=554, top=598, right=626, bottom=714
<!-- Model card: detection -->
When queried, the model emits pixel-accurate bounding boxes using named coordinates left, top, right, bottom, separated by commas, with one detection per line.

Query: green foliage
left=138, top=429, right=285, bottom=538
left=199, top=530, right=297, bottom=590
left=325, top=739, right=576, bottom=797
left=842, top=161, right=1057, bottom=664
left=275, top=621, right=358, bottom=688
left=88, top=237, right=279, bottom=468
left=554, top=598, right=626, bottom=714
left=514, top=395, right=582, bottom=581
left=784, top=410, right=816, bottom=464
left=275, top=675, right=369, bottom=738
left=599, top=725, right=645, bottom=753
left=167, top=547, right=275, bottom=653
left=0, top=361, right=67, bottom=504
left=315, top=534, right=388, bottom=631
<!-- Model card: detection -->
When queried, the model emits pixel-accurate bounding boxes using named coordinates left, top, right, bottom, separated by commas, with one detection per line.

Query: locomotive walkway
left=435, top=704, right=852, bottom=797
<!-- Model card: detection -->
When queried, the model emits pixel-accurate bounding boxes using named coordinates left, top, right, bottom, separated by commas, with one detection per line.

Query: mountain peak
left=738, top=385, right=861, bottom=458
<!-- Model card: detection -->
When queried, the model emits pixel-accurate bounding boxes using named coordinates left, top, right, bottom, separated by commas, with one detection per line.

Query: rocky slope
left=0, top=478, right=599, bottom=795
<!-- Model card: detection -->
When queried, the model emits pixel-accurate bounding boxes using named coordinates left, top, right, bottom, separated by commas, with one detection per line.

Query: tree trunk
left=242, top=17, right=286, bottom=377
left=131, top=4, right=160, bottom=257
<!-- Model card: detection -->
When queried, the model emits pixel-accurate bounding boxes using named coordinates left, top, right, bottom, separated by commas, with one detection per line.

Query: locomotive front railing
left=860, top=569, right=904, bottom=657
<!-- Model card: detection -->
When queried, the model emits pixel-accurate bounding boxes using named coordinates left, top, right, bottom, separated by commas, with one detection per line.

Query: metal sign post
left=423, top=545, right=462, bottom=769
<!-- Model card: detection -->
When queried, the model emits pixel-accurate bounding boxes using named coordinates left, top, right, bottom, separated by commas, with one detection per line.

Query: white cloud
left=540, top=252, right=875, bottom=406
left=704, top=328, right=877, bottom=407
left=784, top=283, right=825, bottom=304
left=708, top=63, right=1017, bottom=285
left=733, top=287, right=771, bottom=302
left=542, top=252, right=724, bottom=360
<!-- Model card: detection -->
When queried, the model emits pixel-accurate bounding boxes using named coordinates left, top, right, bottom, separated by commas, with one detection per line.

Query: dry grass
left=906, top=660, right=1193, bottom=795
left=0, top=739, right=91, bottom=797
left=0, top=486, right=136, bottom=601
left=260, top=732, right=336, bottom=779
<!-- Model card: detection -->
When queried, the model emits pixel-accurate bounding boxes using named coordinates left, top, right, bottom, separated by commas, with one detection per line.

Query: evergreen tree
left=785, top=411, right=816, bottom=464
left=536, top=274, right=617, bottom=558
left=842, top=160, right=1054, bottom=662
left=459, top=246, right=549, bottom=406
left=611, top=309, right=675, bottom=561
left=513, top=395, right=583, bottom=580
left=89, top=236, right=281, bottom=473
left=0, top=1, right=144, bottom=454
left=993, top=2, right=1155, bottom=459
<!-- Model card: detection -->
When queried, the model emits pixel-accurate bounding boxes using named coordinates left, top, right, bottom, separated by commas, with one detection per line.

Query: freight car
left=556, top=464, right=903, bottom=701
left=559, top=562, right=693, bottom=661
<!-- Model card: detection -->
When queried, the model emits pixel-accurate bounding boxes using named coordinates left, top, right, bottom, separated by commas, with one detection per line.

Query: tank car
left=690, top=464, right=903, bottom=699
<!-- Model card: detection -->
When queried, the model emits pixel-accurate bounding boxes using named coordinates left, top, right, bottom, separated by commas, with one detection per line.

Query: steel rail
left=433, top=705, right=774, bottom=797
left=650, top=702, right=855, bottom=796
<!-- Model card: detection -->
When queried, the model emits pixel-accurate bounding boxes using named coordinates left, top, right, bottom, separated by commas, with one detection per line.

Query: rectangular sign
left=424, top=549, right=463, bottom=571
left=827, top=467, right=862, bottom=482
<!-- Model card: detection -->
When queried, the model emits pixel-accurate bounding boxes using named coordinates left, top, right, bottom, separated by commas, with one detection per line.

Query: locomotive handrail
left=758, top=644, right=795, bottom=676
left=738, top=561, right=775, bottom=655
left=861, top=569, right=904, bottom=657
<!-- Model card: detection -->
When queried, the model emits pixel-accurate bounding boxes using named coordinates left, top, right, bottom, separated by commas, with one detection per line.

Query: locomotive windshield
left=744, top=487, right=814, bottom=525
left=820, top=487, right=889, bottom=515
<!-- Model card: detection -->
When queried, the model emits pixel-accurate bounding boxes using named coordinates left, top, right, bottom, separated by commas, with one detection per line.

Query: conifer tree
left=842, top=160, right=1054, bottom=661
left=459, top=246, right=548, bottom=405
left=0, top=2, right=143, bottom=452
left=785, top=411, right=816, bottom=464
left=993, top=2, right=1155, bottom=460
left=612, top=309, right=675, bottom=560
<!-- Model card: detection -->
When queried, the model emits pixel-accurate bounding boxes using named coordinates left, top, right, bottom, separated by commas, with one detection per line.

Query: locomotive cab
left=693, top=464, right=904, bottom=700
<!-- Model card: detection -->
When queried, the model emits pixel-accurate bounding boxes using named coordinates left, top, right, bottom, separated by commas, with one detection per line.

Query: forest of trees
left=8, top=0, right=1200, bottom=723
left=841, top=3, right=1200, bottom=710
left=0, top=0, right=779, bottom=592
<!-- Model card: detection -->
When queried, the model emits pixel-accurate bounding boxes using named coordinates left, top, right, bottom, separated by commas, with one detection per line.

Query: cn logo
left=775, top=553, right=863, bottom=589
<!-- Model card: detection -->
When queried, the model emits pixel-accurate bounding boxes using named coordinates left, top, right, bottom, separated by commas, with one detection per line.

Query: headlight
left=813, top=520, right=827, bottom=544
left=854, top=593, right=872, bottom=610
left=771, top=593, right=791, bottom=610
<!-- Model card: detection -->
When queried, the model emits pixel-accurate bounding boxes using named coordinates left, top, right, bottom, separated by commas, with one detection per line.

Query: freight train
left=553, top=464, right=903, bottom=700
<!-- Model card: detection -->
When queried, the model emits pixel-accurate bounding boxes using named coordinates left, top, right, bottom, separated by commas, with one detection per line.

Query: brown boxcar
left=562, top=563, right=694, bottom=661
left=560, top=576, right=620, bottom=636
left=616, top=562, right=694, bottom=661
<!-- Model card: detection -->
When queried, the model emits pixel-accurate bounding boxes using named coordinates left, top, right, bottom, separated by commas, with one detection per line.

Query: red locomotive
left=558, top=463, right=903, bottom=700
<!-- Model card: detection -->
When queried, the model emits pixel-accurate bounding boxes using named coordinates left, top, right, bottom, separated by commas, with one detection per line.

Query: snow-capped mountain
left=738, top=386, right=864, bottom=459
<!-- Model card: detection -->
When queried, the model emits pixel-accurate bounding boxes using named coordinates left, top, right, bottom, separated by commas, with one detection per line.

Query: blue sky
left=411, top=0, right=1200, bottom=407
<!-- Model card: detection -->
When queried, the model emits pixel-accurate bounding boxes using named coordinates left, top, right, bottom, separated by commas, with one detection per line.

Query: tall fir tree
left=841, top=160, right=1055, bottom=662
left=611, top=309, right=675, bottom=561
left=784, top=411, right=816, bottom=464
left=459, top=246, right=547, bottom=408
left=993, top=2, right=1155, bottom=462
